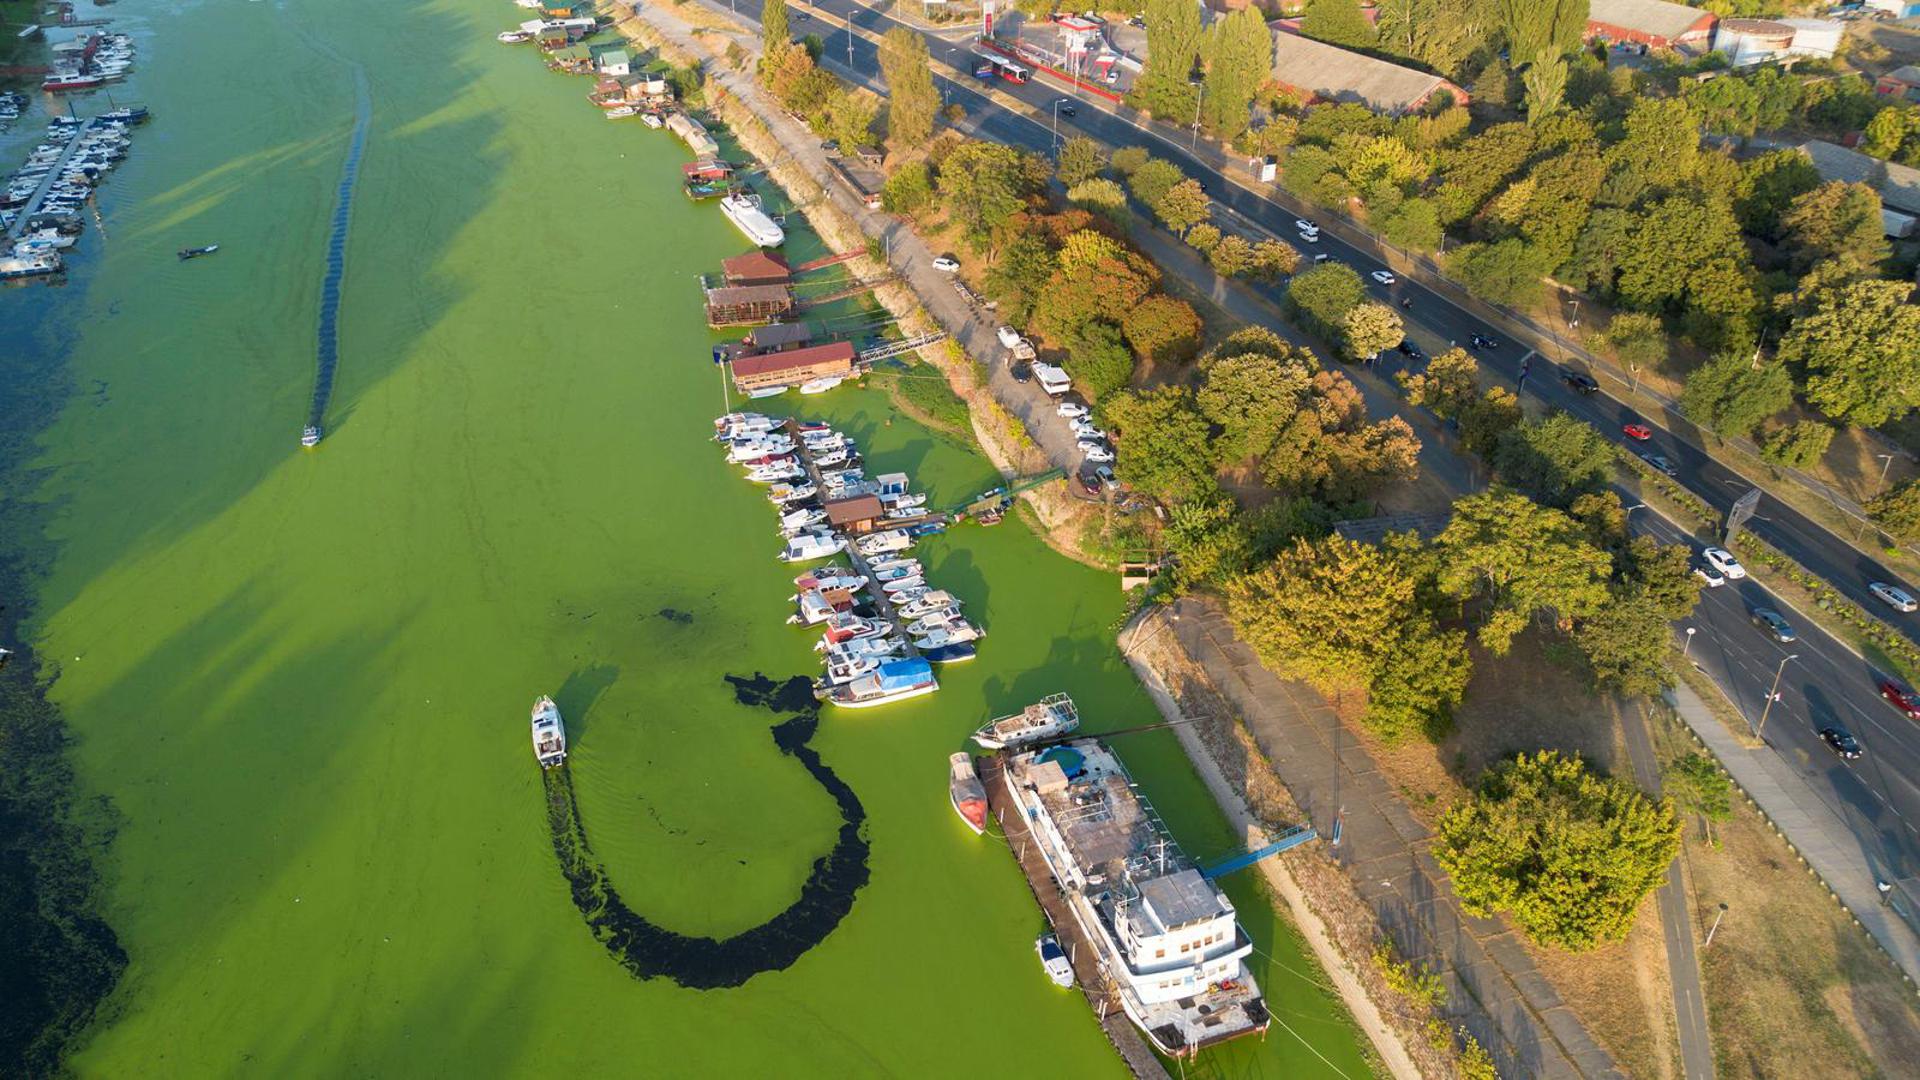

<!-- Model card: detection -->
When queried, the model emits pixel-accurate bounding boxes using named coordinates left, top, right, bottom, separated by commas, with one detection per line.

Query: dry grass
left=1648, top=715, right=1920, bottom=1078
left=1530, top=896, right=1682, bottom=1080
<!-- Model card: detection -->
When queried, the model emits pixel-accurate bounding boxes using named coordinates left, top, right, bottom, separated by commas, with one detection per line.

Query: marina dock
left=976, top=753, right=1171, bottom=1080
left=786, top=423, right=924, bottom=661
left=5, top=118, right=97, bottom=241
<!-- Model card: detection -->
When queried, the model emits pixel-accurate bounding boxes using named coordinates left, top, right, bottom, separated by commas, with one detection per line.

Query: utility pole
left=1754, top=653, right=1798, bottom=740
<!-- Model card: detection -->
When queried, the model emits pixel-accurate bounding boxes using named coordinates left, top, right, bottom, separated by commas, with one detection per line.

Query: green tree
left=1378, top=196, right=1443, bottom=251
left=1600, top=98, right=1700, bottom=208
left=1780, top=181, right=1890, bottom=273
left=1129, top=158, right=1188, bottom=214
left=1286, top=261, right=1365, bottom=338
left=1622, top=534, right=1703, bottom=621
left=1868, top=478, right=1920, bottom=540
left=1562, top=207, right=1635, bottom=294
left=1057, top=135, right=1106, bottom=186
left=1252, top=238, right=1303, bottom=278
left=1110, top=145, right=1151, bottom=176
left=1400, top=347, right=1481, bottom=422
left=1434, top=123, right=1536, bottom=224
left=1209, top=234, right=1255, bottom=276
left=1156, top=178, right=1212, bottom=236
left=1863, top=104, right=1920, bottom=161
left=1760, top=421, right=1835, bottom=470
left=762, top=0, right=791, bottom=54
left=1201, top=7, right=1274, bottom=141
left=1343, top=301, right=1405, bottom=361
left=982, top=233, right=1057, bottom=323
left=877, top=27, right=938, bottom=149
left=881, top=160, right=932, bottom=215
left=1067, top=177, right=1131, bottom=229
left=1197, top=332, right=1319, bottom=463
left=1185, top=222, right=1222, bottom=252
left=1101, top=386, right=1220, bottom=503
left=1032, top=230, right=1161, bottom=342
left=1664, top=753, right=1732, bottom=845
left=1067, top=320, right=1136, bottom=403
left=1491, top=412, right=1612, bottom=507
left=1437, top=751, right=1678, bottom=950
left=1450, top=238, right=1550, bottom=307
left=1301, top=0, right=1376, bottom=47
left=1499, top=0, right=1585, bottom=61
left=1733, top=149, right=1822, bottom=239
left=1436, top=489, right=1614, bottom=653
left=1375, top=0, right=1491, bottom=75
left=1522, top=49, right=1567, bottom=126
left=937, top=141, right=1035, bottom=256
left=1137, top=0, right=1206, bottom=118
left=1781, top=277, right=1920, bottom=428
left=1461, top=386, right=1524, bottom=459
left=1122, top=295, right=1203, bottom=365
left=1574, top=583, right=1676, bottom=695
left=1517, top=145, right=1604, bottom=269
left=1594, top=311, right=1667, bottom=371
left=1472, top=56, right=1518, bottom=117
left=1677, top=352, right=1793, bottom=438
left=825, top=90, right=879, bottom=156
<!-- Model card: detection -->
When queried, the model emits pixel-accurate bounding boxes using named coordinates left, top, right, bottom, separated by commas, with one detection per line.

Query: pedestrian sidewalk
left=1169, top=596, right=1621, bottom=1079
left=1665, top=677, right=1920, bottom=982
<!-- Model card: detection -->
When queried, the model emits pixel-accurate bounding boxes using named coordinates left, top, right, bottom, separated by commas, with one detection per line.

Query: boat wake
left=539, top=673, right=870, bottom=989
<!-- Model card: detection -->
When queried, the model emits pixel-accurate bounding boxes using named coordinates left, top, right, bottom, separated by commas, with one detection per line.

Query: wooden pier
left=977, top=754, right=1170, bottom=1080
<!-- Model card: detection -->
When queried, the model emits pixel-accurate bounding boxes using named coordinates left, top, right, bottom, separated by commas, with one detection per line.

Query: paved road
left=689, top=0, right=1920, bottom=967
left=1620, top=704, right=1715, bottom=1080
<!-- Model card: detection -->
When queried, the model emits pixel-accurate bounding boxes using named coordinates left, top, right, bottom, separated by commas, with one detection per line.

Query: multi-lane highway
left=723, top=0, right=1920, bottom=896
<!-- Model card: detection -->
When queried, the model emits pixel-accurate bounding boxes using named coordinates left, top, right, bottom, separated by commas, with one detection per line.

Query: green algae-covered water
left=0, top=0, right=1373, bottom=1074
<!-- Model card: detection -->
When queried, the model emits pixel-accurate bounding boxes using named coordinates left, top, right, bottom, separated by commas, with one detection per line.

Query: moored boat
left=531, top=695, right=567, bottom=768
left=779, top=530, right=847, bottom=563
left=948, top=752, right=987, bottom=835
left=719, top=191, right=785, bottom=247
left=922, top=642, right=978, bottom=664
left=498, top=29, right=534, bottom=42
left=300, top=425, right=322, bottom=448
left=974, top=692, right=1079, bottom=751
left=819, top=656, right=937, bottom=708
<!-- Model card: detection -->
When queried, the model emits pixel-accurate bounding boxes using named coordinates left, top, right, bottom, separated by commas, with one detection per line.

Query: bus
left=995, top=58, right=1030, bottom=84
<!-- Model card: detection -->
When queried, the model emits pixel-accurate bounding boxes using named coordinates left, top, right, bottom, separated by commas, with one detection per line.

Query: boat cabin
left=683, top=158, right=736, bottom=182
left=730, top=340, right=857, bottom=394
left=541, top=0, right=587, bottom=16
left=824, top=493, right=886, bottom=534
left=535, top=25, right=569, bottom=50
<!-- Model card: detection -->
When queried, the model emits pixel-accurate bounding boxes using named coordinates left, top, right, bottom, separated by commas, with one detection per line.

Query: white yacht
left=531, top=695, right=567, bottom=768
left=818, top=656, right=937, bottom=708
left=974, top=692, right=1080, bottom=750
left=779, top=531, right=847, bottom=563
left=720, top=192, right=785, bottom=248
left=1001, top=739, right=1269, bottom=1057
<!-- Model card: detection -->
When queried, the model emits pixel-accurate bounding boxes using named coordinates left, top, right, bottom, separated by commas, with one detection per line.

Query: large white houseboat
left=1001, top=738, right=1269, bottom=1057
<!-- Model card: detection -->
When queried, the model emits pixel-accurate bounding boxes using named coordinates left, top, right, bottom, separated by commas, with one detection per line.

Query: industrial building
left=1585, top=0, right=1718, bottom=49
left=1268, top=29, right=1467, bottom=114
left=1799, top=140, right=1920, bottom=239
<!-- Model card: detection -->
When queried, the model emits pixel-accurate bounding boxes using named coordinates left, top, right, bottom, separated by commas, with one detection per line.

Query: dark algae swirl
left=541, top=674, right=869, bottom=989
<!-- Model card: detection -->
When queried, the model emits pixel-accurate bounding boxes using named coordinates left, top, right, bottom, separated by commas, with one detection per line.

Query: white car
left=1870, top=581, right=1919, bottom=612
left=931, top=256, right=961, bottom=273
left=1370, top=270, right=1396, bottom=285
left=1057, top=401, right=1089, bottom=419
left=1295, top=218, right=1318, bottom=234
left=1693, top=562, right=1726, bottom=588
left=1082, top=445, right=1115, bottom=463
left=1702, top=547, right=1747, bottom=580
left=995, top=325, right=1022, bottom=349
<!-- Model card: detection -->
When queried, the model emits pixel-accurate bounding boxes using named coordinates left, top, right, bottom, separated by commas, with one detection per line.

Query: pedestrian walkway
left=1619, top=704, right=1714, bottom=1080
left=1168, top=596, right=1621, bottom=1080
left=1665, top=678, right=1920, bottom=982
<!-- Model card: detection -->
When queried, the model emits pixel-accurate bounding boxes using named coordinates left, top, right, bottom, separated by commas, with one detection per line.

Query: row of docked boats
left=0, top=110, right=147, bottom=280
left=42, top=32, right=137, bottom=94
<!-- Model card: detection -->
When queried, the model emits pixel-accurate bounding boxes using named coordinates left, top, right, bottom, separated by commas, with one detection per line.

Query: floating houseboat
left=974, top=692, right=1080, bottom=750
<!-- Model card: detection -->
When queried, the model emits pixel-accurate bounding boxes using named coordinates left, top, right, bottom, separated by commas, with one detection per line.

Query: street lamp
left=1704, top=902, right=1729, bottom=948
left=1754, top=653, right=1798, bottom=740
left=1683, top=626, right=1696, bottom=661
left=1190, top=81, right=1205, bottom=153
left=1624, top=501, right=1646, bottom=524
left=1879, top=453, right=1898, bottom=493
left=1051, top=98, right=1061, bottom=151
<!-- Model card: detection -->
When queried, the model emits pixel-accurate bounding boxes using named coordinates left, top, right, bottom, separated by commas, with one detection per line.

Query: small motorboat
left=949, top=753, right=988, bottom=836
left=1036, top=934, right=1074, bottom=988
left=779, top=531, right=847, bottom=563
left=767, top=482, right=816, bottom=504
left=780, top=507, right=828, bottom=533
left=300, top=424, right=322, bottom=448
left=747, top=385, right=791, bottom=399
left=794, top=567, right=868, bottom=592
left=870, top=560, right=922, bottom=582
left=727, top=437, right=795, bottom=462
left=882, top=492, right=927, bottom=510
left=824, top=636, right=906, bottom=664
left=922, top=642, right=978, bottom=664
left=906, top=610, right=965, bottom=636
left=715, top=411, right=775, bottom=435
left=640, top=112, right=665, bottom=129
left=898, top=592, right=959, bottom=619
left=817, top=656, right=880, bottom=687
left=799, top=376, right=844, bottom=395
left=531, top=695, right=567, bottom=768
left=913, top=622, right=981, bottom=649
left=815, top=616, right=893, bottom=650
left=177, top=244, right=219, bottom=260
left=880, top=576, right=926, bottom=597
left=605, top=105, right=638, bottom=119
left=745, top=462, right=805, bottom=483
left=811, top=448, right=855, bottom=468
left=498, top=29, right=534, bottom=42
left=974, top=693, right=1079, bottom=751
left=854, top=529, right=914, bottom=557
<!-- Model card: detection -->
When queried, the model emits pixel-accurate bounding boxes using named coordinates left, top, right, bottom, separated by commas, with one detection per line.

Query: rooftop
left=824, top=493, right=884, bottom=525
left=722, top=250, right=792, bottom=283
left=1137, top=869, right=1228, bottom=931
left=1269, top=29, right=1454, bottom=113
left=1799, top=139, right=1920, bottom=217
left=1885, top=64, right=1920, bottom=86
left=1588, top=0, right=1716, bottom=38
left=730, top=340, right=857, bottom=378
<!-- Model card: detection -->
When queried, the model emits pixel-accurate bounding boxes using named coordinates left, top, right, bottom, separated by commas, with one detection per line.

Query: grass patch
left=871, top=362, right=972, bottom=442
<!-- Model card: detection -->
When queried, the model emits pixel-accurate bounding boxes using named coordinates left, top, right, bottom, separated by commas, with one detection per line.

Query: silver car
left=1870, top=581, right=1918, bottom=612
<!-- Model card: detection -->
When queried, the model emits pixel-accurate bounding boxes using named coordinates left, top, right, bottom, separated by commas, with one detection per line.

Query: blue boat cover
left=876, top=658, right=933, bottom=691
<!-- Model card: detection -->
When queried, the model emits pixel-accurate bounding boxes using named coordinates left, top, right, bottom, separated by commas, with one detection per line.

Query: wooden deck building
left=729, top=340, right=857, bottom=394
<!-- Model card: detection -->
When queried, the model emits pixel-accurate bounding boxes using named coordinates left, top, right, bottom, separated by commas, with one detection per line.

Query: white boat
left=896, top=591, right=956, bottom=617
left=747, top=385, right=790, bottom=399
left=913, top=621, right=980, bottom=649
left=779, top=531, right=847, bottom=563
left=498, top=29, right=533, bottom=42
left=854, top=529, right=913, bottom=557
left=819, top=656, right=881, bottom=686
left=767, top=482, right=816, bottom=504
left=780, top=507, right=827, bottom=532
left=819, top=657, right=937, bottom=708
left=814, top=616, right=893, bottom=650
left=811, top=448, right=853, bottom=468
left=715, top=411, right=775, bottom=434
left=531, top=695, right=566, bottom=768
left=880, top=575, right=926, bottom=596
left=605, top=105, right=637, bottom=119
left=868, top=556, right=921, bottom=575
left=1037, top=934, right=1075, bottom=987
left=728, top=437, right=795, bottom=462
left=798, top=376, right=843, bottom=394
left=745, top=462, right=805, bottom=483
left=973, top=693, right=1079, bottom=751
left=1001, top=739, right=1270, bottom=1055
left=824, top=636, right=906, bottom=663
left=906, top=610, right=964, bottom=636
left=881, top=492, right=927, bottom=510
left=720, top=192, right=785, bottom=247
left=514, top=0, right=542, bottom=7
left=793, top=566, right=867, bottom=592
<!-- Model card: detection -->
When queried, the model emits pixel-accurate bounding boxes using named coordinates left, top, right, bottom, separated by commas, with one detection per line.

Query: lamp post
left=1879, top=453, right=1898, bottom=493
left=1624, top=501, right=1646, bottom=524
left=1190, top=81, right=1205, bottom=153
left=1704, top=902, right=1728, bottom=948
left=1754, top=653, right=1798, bottom=740
left=1683, top=626, right=1696, bottom=661
left=1051, top=97, right=1061, bottom=152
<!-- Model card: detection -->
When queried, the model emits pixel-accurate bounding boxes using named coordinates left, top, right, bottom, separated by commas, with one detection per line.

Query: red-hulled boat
left=949, top=753, right=987, bottom=835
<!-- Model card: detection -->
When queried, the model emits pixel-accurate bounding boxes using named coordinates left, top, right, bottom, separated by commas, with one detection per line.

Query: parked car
left=1082, top=445, right=1115, bottom=463
left=1312, top=253, right=1332, bottom=263
left=1820, top=727, right=1863, bottom=760
left=1010, top=361, right=1032, bottom=383
left=1079, top=470, right=1103, bottom=496
left=1093, top=464, right=1117, bottom=491
left=1639, top=452, right=1677, bottom=477
left=1870, top=581, right=1918, bottom=612
left=1693, top=561, right=1725, bottom=588
left=931, top=256, right=961, bottom=273
left=1751, top=607, right=1797, bottom=643
left=1561, top=371, right=1600, bottom=394
left=1623, top=423, right=1653, bottom=441
left=1702, top=547, right=1746, bottom=579
left=1469, top=332, right=1498, bottom=350
left=1057, top=400, right=1090, bottom=419
left=1880, top=680, right=1920, bottom=720
left=1370, top=270, right=1396, bottom=285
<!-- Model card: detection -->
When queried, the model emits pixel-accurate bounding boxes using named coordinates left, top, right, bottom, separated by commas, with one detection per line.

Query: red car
left=1881, top=681, right=1920, bottom=720
left=1623, top=424, right=1653, bottom=441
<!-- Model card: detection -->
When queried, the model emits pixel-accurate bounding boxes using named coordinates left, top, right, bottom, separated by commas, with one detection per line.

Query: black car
left=1820, top=727, right=1863, bottom=760
left=1396, top=339, right=1425, bottom=361
left=1079, top=470, right=1103, bottom=497
left=1011, top=361, right=1032, bottom=383
left=1639, top=452, right=1677, bottom=477
left=1058, top=102, right=1078, bottom=118
left=1751, top=607, right=1797, bottom=643
left=1560, top=371, right=1600, bottom=394
left=1469, top=332, right=1498, bottom=350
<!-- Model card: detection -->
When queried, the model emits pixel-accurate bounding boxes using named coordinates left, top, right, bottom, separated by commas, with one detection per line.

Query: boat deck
left=977, top=753, right=1170, bottom=1080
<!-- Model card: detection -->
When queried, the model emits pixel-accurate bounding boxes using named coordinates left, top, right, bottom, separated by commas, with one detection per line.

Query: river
left=0, top=0, right=1373, bottom=1074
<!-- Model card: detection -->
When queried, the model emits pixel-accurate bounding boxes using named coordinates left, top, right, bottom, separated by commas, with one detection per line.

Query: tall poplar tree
left=1201, top=7, right=1273, bottom=142
left=762, top=0, right=791, bottom=55
left=878, top=27, right=938, bottom=149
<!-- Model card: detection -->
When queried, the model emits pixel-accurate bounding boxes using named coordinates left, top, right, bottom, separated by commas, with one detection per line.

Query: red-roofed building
left=730, top=341, right=857, bottom=393
left=722, top=251, right=792, bottom=286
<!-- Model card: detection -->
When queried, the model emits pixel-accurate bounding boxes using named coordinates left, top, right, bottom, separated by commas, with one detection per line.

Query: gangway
left=795, top=249, right=866, bottom=273
left=1200, top=825, right=1319, bottom=878
left=945, top=468, right=1066, bottom=523
left=857, top=329, right=947, bottom=365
